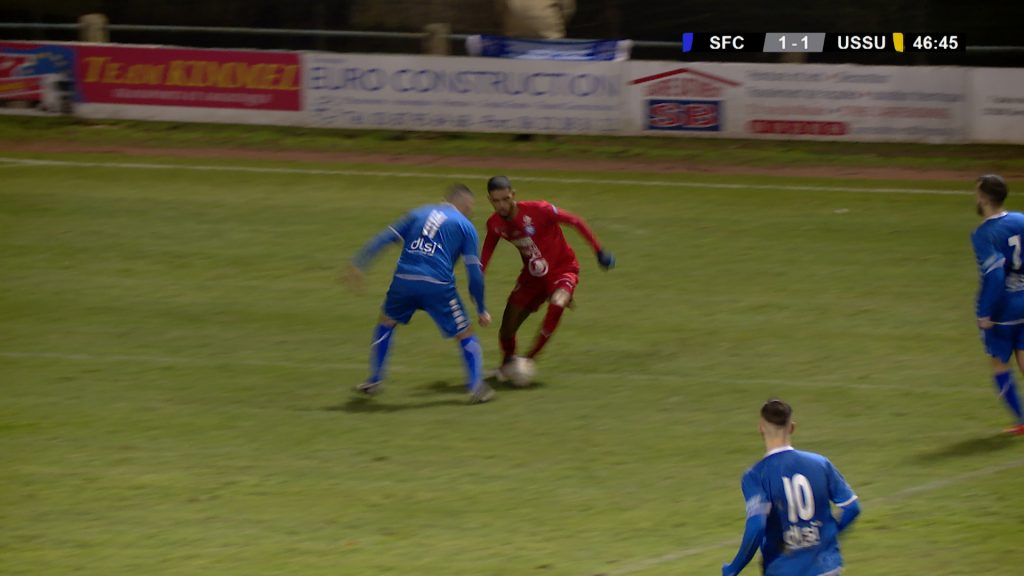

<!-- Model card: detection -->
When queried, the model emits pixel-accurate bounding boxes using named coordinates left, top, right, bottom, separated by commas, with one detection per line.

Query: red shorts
left=507, top=269, right=579, bottom=312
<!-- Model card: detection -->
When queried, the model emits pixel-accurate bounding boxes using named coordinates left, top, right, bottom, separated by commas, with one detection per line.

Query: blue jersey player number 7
left=971, top=174, right=1024, bottom=435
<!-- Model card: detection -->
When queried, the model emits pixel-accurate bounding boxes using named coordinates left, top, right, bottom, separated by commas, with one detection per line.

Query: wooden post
left=423, top=23, right=450, bottom=55
left=78, top=13, right=109, bottom=43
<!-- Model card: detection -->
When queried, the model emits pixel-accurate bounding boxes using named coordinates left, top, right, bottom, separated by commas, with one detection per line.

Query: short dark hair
left=761, top=399, right=792, bottom=426
left=977, top=174, right=1008, bottom=206
left=447, top=183, right=473, bottom=199
left=487, top=175, right=512, bottom=192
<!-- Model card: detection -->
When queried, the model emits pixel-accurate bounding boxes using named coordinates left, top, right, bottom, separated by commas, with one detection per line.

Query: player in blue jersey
left=972, top=174, right=1024, bottom=435
left=347, top=184, right=494, bottom=404
left=722, top=399, right=861, bottom=576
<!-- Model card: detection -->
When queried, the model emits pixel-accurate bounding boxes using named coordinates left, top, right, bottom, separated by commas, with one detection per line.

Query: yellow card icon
left=893, top=32, right=905, bottom=52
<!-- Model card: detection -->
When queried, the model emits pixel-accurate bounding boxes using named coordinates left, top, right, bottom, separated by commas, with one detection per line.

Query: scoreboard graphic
left=679, top=33, right=963, bottom=53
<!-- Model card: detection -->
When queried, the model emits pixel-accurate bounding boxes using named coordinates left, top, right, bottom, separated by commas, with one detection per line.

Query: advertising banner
left=969, top=68, right=1024, bottom=144
left=0, top=41, right=76, bottom=110
left=75, top=44, right=301, bottom=110
left=0, top=75, right=41, bottom=100
left=303, top=52, right=623, bottom=134
left=625, top=62, right=968, bottom=142
left=465, top=35, right=633, bottom=61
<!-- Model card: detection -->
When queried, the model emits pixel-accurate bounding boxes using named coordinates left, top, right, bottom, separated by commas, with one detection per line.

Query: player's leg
left=455, top=326, right=493, bottom=403
left=423, top=286, right=493, bottom=403
left=358, top=312, right=400, bottom=396
left=496, top=274, right=545, bottom=371
left=991, top=356, right=1024, bottom=434
left=1004, top=329, right=1024, bottom=434
left=499, top=301, right=532, bottom=365
left=359, top=282, right=414, bottom=395
left=526, top=272, right=578, bottom=359
left=983, top=326, right=1024, bottom=433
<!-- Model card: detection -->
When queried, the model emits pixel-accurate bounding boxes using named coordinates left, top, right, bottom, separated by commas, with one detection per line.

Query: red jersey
left=481, top=201, right=602, bottom=279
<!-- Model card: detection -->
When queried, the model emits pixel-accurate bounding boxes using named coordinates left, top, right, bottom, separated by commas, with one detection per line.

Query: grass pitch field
left=2, top=122, right=1023, bottom=575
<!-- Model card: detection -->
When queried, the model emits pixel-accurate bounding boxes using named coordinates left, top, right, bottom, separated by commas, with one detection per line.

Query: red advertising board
left=0, top=76, right=42, bottom=100
left=749, top=119, right=848, bottom=136
left=75, top=45, right=300, bottom=110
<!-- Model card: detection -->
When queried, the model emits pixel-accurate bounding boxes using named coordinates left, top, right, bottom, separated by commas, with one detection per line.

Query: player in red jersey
left=480, top=176, right=615, bottom=379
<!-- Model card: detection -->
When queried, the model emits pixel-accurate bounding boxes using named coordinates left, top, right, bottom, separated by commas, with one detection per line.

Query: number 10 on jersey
left=781, top=474, right=823, bottom=550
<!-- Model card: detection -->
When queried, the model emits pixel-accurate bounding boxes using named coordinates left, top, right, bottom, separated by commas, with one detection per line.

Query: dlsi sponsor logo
left=783, top=521, right=822, bottom=551
left=408, top=236, right=439, bottom=256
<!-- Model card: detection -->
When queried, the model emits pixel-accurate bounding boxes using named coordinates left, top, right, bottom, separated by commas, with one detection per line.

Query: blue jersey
left=741, top=447, right=857, bottom=576
left=354, top=202, right=486, bottom=315
left=972, top=211, right=1024, bottom=322
left=388, top=203, right=480, bottom=285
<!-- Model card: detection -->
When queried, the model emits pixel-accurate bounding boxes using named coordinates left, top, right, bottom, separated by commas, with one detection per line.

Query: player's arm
left=551, top=205, right=615, bottom=270
left=722, top=473, right=770, bottom=576
left=972, top=230, right=1006, bottom=326
left=827, top=460, right=861, bottom=533
left=352, top=214, right=412, bottom=271
left=480, top=226, right=500, bottom=274
left=462, top=224, right=489, bottom=321
left=836, top=499, right=861, bottom=533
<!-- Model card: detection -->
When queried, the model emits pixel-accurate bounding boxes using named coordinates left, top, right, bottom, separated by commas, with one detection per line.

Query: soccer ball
left=507, top=356, right=536, bottom=388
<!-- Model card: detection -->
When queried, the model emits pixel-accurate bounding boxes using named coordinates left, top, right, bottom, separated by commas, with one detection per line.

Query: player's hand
left=341, top=264, right=365, bottom=294
left=479, top=311, right=492, bottom=327
left=977, top=317, right=994, bottom=329
left=596, top=249, right=615, bottom=270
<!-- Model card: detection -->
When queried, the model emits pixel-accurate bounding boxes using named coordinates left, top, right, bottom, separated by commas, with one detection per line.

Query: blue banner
left=466, top=35, right=632, bottom=61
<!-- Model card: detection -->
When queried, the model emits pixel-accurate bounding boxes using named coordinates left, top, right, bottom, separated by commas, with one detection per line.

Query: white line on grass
left=0, top=350, right=981, bottom=395
left=0, top=157, right=969, bottom=196
left=604, top=539, right=737, bottom=576
left=579, top=371, right=977, bottom=394
left=879, top=457, right=1024, bottom=502
left=0, top=350, right=364, bottom=372
left=604, top=457, right=1024, bottom=575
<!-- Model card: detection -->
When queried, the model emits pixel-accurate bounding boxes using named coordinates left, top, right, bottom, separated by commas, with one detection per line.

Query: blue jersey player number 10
left=722, top=399, right=861, bottom=576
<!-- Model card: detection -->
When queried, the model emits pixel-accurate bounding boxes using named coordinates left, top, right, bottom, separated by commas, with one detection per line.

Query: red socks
left=528, top=304, right=565, bottom=358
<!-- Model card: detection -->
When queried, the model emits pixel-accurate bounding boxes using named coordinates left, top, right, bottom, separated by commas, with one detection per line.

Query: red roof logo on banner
left=630, top=68, right=740, bottom=99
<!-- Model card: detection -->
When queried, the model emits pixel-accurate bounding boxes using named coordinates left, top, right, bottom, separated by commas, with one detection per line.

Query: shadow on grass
left=415, top=378, right=548, bottom=395
left=491, top=378, right=548, bottom=392
left=323, top=395, right=467, bottom=413
left=915, top=433, right=1018, bottom=462
left=321, top=378, right=549, bottom=412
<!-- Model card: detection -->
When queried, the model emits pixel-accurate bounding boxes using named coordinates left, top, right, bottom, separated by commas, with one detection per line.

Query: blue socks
left=367, top=326, right=482, bottom=391
left=459, top=335, right=483, bottom=390
left=994, top=371, right=1024, bottom=423
left=368, top=323, right=394, bottom=383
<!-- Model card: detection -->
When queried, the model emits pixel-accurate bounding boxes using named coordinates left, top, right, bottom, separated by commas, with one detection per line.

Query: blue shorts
left=382, top=278, right=470, bottom=338
left=982, top=323, right=1024, bottom=363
